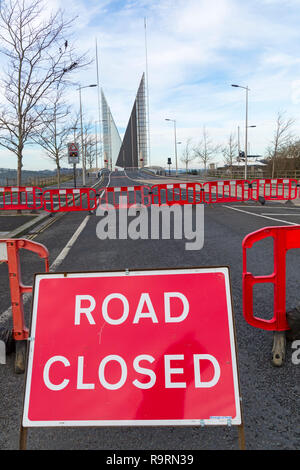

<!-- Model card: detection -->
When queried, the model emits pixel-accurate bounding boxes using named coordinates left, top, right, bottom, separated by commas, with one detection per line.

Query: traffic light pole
left=73, top=164, right=77, bottom=188
left=79, top=87, right=86, bottom=187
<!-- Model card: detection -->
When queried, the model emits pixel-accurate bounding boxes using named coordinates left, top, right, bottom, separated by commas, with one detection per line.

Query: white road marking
left=223, top=204, right=299, bottom=226
left=99, top=171, right=111, bottom=197
left=231, top=205, right=300, bottom=209
left=49, top=215, right=90, bottom=272
left=261, top=213, right=300, bottom=216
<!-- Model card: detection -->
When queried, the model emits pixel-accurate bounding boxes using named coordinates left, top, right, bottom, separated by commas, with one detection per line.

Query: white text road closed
left=22, top=268, right=241, bottom=427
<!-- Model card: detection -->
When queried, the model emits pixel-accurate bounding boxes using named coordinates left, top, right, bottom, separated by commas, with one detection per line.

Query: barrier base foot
left=284, top=200, right=294, bottom=206
left=14, top=340, right=27, bottom=374
left=272, top=331, right=286, bottom=367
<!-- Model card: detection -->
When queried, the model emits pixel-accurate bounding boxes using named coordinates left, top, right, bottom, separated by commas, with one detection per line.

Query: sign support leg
left=238, top=424, right=246, bottom=450
left=19, top=425, right=28, bottom=450
left=272, top=331, right=286, bottom=367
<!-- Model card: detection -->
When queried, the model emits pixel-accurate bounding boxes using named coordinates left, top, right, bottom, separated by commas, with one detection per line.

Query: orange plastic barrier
left=242, top=225, right=300, bottom=331
left=0, top=239, right=49, bottom=340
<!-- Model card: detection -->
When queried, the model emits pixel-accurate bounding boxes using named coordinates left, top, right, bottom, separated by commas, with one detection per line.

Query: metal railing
left=2, top=174, right=74, bottom=188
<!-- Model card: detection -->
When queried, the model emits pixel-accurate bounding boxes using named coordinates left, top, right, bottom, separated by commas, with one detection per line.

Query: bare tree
left=267, top=111, right=295, bottom=178
left=193, top=126, right=219, bottom=174
left=180, top=138, right=195, bottom=174
left=0, top=0, right=90, bottom=185
left=31, top=85, right=72, bottom=187
left=222, top=133, right=238, bottom=178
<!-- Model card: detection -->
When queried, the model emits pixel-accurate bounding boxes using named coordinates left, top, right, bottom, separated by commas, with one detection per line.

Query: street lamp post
left=231, top=84, right=250, bottom=180
left=71, top=126, right=78, bottom=188
left=78, top=84, right=97, bottom=186
left=165, top=118, right=178, bottom=176
left=100, top=118, right=112, bottom=170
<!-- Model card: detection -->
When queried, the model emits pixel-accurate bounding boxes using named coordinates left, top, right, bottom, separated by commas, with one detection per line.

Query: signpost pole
left=238, top=424, right=246, bottom=450
left=73, top=164, right=77, bottom=188
left=19, top=425, right=27, bottom=450
left=68, top=143, right=79, bottom=185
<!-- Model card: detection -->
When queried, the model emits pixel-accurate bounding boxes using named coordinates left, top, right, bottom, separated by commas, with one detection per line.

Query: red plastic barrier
left=0, top=178, right=298, bottom=212
left=42, top=188, right=97, bottom=212
left=242, top=225, right=300, bottom=331
left=150, top=182, right=202, bottom=205
left=0, top=186, right=43, bottom=210
left=97, top=185, right=151, bottom=209
left=250, top=178, right=298, bottom=201
left=0, top=238, right=49, bottom=340
left=202, top=180, right=251, bottom=203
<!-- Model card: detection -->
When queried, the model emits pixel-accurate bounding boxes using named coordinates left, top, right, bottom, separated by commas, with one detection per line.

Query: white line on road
left=223, top=204, right=299, bottom=226
left=99, top=171, right=111, bottom=197
left=261, top=213, right=300, bottom=216
left=231, top=205, right=300, bottom=209
left=49, top=215, right=90, bottom=272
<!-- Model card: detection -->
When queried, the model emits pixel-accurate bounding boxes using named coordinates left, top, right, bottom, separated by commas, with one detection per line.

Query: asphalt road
left=0, top=169, right=299, bottom=450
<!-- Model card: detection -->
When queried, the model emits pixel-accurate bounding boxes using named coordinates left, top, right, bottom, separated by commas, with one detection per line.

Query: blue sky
left=2, top=0, right=300, bottom=170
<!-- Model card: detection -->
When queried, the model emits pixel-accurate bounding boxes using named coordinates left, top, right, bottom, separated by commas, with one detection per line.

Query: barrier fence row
left=0, top=178, right=299, bottom=212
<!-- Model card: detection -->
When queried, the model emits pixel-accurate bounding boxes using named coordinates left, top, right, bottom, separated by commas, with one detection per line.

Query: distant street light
left=231, top=84, right=250, bottom=180
left=70, top=126, right=78, bottom=188
left=78, top=84, right=97, bottom=186
left=165, top=118, right=178, bottom=176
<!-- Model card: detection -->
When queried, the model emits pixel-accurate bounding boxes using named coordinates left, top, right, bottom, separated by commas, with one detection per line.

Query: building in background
left=101, top=74, right=148, bottom=169
left=101, top=90, right=122, bottom=170
left=136, top=73, right=148, bottom=168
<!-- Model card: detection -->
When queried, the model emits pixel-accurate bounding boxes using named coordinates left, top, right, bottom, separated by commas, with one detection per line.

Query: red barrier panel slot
left=242, top=225, right=300, bottom=331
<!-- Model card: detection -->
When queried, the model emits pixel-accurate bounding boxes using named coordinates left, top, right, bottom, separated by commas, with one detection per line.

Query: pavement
left=0, top=169, right=299, bottom=450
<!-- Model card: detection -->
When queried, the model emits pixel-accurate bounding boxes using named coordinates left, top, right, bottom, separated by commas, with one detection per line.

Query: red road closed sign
left=22, top=267, right=242, bottom=427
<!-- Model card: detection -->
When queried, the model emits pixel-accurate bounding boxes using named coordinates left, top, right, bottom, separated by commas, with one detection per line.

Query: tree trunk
left=56, top=165, right=61, bottom=188
left=16, top=147, right=23, bottom=214
left=271, top=157, right=275, bottom=178
left=17, top=150, right=22, bottom=187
